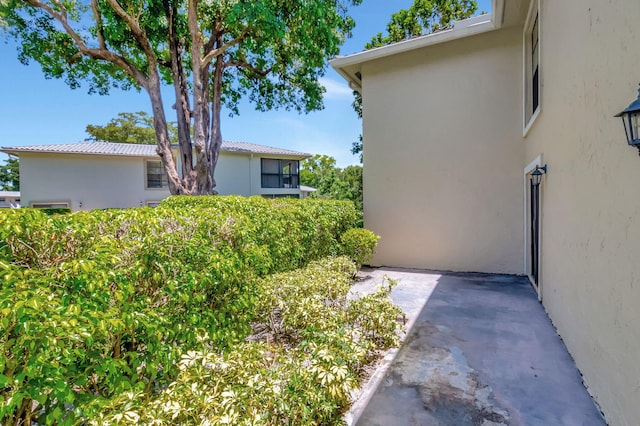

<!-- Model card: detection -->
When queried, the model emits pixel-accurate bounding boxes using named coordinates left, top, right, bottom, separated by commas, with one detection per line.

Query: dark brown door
left=530, top=178, right=540, bottom=286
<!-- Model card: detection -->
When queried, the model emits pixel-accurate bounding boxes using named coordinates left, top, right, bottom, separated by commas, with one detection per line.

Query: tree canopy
left=85, top=111, right=177, bottom=144
left=351, top=0, right=478, bottom=159
left=366, top=0, right=478, bottom=49
left=301, top=154, right=362, bottom=222
left=1, top=0, right=361, bottom=195
left=0, top=157, right=19, bottom=191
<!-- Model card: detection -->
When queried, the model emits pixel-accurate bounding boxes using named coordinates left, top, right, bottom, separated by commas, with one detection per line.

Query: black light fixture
left=531, top=164, right=547, bottom=187
left=615, top=84, right=640, bottom=155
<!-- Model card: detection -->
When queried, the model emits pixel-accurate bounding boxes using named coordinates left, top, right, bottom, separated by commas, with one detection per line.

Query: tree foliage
left=366, top=0, right=478, bottom=49
left=352, top=0, right=478, bottom=159
left=0, top=157, right=19, bottom=191
left=85, top=111, right=178, bottom=144
left=300, top=154, right=362, bottom=218
left=1, top=0, right=361, bottom=195
left=351, top=91, right=363, bottom=161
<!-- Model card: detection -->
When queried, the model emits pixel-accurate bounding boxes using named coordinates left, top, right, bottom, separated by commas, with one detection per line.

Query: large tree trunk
left=188, top=0, right=214, bottom=195
left=147, top=68, right=186, bottom=195
left=165, top=1, right=194, bottom=187
left=208, top=34, right=225, bottom=193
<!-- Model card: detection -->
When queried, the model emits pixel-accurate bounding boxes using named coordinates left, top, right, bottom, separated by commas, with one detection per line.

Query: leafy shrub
left=32, top=207, right=72, bottom=215
left=340, top=228, right=380, bottom=269
left=89, top=257, right=403, bottom=425
left=0, top=197, right=364, bottom=425
left=160, top=196, right=359, bottom=272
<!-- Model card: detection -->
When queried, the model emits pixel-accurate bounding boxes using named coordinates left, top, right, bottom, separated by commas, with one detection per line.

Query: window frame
left=260, top=158, right=300, bottom=189
left=145, top=159, right=169, bottom=190
left=261, top=194, right=301, bottom=199
left=523, top=0, right=541, bottom=136
left=31, top=202, right=70, bottom=209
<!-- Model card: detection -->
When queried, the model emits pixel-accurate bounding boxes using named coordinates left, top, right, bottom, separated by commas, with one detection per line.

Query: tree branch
left=203, top=21, right=220, bottom=54
left=164, top=0, right=194, bottom=177
left=201, top=26, right=250, bottom=70
left=90, top=0, right=106, bottom=50
left=23, top=0, right=148, bottom=87
left=225, top=60, right=271, bottom=77
left=103, top=0, right=157, bottom=64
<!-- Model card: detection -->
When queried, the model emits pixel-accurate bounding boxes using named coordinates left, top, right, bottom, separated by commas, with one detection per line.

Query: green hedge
left=0, top=196, right=361, bottom=425
left=340, top=228, right=380, bottom=270
left=89, top=257, right=402, bottom=425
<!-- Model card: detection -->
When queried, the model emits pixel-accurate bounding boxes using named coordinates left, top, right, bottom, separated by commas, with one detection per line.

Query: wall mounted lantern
left=530, top=164, right=547, bottom=187
left=615, top=84, right=640, bottom=155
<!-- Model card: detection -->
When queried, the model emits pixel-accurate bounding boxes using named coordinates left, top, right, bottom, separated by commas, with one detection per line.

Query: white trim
left=492, top=0, right=505, bottom=28
left=523, top=107, right=542, bottom=137
left=523, top=155, right=543, bottom=301
left=330, top=18, right=496, bottom=69
left=522, top=0, right=541, bottom=133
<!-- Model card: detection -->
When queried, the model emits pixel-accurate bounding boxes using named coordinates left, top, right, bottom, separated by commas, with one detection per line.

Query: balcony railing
left=261, top=173, right=299, bottom=189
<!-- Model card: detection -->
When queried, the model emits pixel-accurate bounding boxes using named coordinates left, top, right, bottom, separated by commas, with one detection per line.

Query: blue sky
left=0, top=0, right=491, bottom=167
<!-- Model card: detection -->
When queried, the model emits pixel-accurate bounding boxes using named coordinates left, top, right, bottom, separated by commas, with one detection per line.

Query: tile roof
left=1, top=142, right=157, bottom=157
left=222, top=141, right=310, bottom=157
left=1, top=141, right=311, bottom=158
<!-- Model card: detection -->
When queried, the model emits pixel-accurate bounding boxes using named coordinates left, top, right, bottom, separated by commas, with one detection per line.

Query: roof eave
left=2, top=146, right=311, bottom=160
left=330, top=0, right=505, bottom=93
left=247, top=152, right=311, bottom=159
left=0, top=147, right=158, bottom=158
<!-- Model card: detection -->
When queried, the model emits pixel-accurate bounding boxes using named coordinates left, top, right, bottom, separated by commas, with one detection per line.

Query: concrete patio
left=346, top=268, right=605, bottom=426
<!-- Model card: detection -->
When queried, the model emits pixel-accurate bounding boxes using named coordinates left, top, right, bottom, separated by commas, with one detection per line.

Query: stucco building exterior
left=0, top=141, right=309, bottom=210
left=332, top=0, right=640, bottom=424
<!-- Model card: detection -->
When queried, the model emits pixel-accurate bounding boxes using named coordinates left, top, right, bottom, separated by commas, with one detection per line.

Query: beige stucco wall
left=523, top=1, right=640, bottom=424
left=362, top=27, right=525, bottom=274
left=18, top=153, right=171, bottom=210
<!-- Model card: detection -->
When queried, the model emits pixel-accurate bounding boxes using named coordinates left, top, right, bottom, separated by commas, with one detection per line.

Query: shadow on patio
left=346, top=268, right=605, bottom=426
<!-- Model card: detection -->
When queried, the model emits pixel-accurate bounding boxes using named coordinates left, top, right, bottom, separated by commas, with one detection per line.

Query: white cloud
left=319, top=77, right=353, bottom=100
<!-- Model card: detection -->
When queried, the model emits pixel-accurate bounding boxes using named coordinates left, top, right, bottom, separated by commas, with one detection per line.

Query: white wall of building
left=17, top=151, right=304, bottom=211
left=19, top=153, right=170, bottom=211
left=215, top=153, right=252, bottom=196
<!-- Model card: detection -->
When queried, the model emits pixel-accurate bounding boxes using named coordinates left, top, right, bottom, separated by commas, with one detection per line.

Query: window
left=524, top=0, right=540, bottom=132
left=146, top=160, right=169, bottom=189
left=261, top=159, right=300, bottom=189
left=31, top=202, right=69, bottom=208
left=146, top=201, right=162, bottom=207
left=262, top=194, right=301, bottom=199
